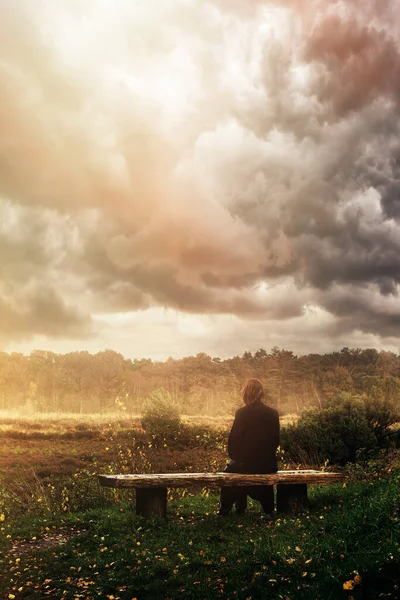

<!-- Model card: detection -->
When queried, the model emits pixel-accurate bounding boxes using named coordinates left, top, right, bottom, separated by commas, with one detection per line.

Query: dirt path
left=9, top=525, right=88, bottom=556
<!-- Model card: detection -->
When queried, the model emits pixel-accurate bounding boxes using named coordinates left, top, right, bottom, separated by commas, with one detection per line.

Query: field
left=0, top=412, right=232, bottom=486
left=0, top=412, right=299, bottom=483
left=0, top=412, right=399, bottom=599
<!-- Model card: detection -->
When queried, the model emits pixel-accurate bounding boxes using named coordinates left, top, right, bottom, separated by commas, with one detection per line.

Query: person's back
left=228, top=401, right=279, bottom=473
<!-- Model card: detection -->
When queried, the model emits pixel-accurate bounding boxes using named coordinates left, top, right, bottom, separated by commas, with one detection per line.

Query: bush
left=363, top=396, right=399, bottom=445
left=389, top=426, right=400, bottom=448
left=327, top=390, right=399, bottom=444
left=141, top=388, right=181, bottom=438
left=281, top=398, right=378, bottom=465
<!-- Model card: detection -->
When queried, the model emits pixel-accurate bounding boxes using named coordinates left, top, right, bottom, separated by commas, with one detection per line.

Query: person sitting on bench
left=218, top=378, right=280, bottom=516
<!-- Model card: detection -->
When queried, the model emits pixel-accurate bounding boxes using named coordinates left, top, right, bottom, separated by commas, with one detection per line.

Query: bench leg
left=136, top=487, right=167, bottom=519
left=277, top=484, right=308, bottom=514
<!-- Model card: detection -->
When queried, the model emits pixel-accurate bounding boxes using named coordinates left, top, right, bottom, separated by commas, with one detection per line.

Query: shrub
left=363, top=396, right=399, bottom=445
left=389, top=426, right=400, bottom=448
left=328, top=390, right=399, bottom=444
left=141, top=388, right=181, bottom=438
left=281, top=399, right=378, bottom=465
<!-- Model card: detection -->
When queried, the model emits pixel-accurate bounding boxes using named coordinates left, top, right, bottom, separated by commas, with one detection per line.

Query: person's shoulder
left=262, top=403, right=279, bottom=418
left=235, top=406, right=247, bottom=417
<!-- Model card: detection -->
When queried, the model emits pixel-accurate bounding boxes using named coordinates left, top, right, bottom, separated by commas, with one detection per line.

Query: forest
left=1, top=346, right=400, bottom=415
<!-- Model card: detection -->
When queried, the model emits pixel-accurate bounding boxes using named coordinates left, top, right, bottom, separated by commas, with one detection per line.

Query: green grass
left=1, top=466, right=399, bottom=600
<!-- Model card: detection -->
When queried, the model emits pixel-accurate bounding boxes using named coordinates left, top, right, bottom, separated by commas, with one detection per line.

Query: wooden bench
left=98, top=470, right=343, bottom=519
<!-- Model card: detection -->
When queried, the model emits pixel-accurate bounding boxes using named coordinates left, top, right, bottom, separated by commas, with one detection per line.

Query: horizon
left=1, top=343, right=399, bottom=364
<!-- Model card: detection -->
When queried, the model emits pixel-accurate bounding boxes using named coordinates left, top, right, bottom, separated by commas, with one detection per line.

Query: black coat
left=227, top=401, right=280, bottom=474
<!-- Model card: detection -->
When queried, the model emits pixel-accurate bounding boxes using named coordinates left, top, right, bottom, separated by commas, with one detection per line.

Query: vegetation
left=282, top=393, right=399, bottom=465
left=1, top=346, right=400, bottom=416
left=141, top=388, right=181, bottom=437
left=0, top=346, right=399, bottom=597
left=1, top=450, right=399, bottom=599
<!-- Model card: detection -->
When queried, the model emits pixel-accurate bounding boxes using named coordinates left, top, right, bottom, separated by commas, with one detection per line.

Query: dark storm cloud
left=1, top=0, right=400, bottom=346
left=0, top=287, right=91, bottom=342
left=83, top=233, right=308, bottom=319
left=0, top=199, right=93, bottom=341
left=304, top=11, right=400, bottom=115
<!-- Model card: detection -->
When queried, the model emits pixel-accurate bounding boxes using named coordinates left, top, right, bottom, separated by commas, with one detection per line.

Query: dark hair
left=241, top=378, right=264, bottom=405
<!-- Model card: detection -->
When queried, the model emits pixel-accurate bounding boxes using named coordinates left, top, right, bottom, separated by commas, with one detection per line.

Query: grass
left=0, top=410, right=299, bottom=434
left=0, top=414, right=398, bottom=599
left=0, top=465, right=399, bottom=599
left=0, top=413, right=300, bottom=488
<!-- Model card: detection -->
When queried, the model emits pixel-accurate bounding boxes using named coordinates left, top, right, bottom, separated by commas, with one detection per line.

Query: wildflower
left=343, top=580, right=355, bottom=590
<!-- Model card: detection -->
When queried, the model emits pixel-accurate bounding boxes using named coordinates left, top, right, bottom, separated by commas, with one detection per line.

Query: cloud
left=1, top=0, right=400, bottom=351
left=0, top=287, right=91, bottom=343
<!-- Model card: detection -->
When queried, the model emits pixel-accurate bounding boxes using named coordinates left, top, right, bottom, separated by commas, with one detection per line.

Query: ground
left=0, top=412, right=399, bottom=599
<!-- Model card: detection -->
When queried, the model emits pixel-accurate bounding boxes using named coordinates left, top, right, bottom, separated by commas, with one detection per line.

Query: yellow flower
left=0, top=514, right=5, bottom=522
left=343, top=580, right=355, bottom=590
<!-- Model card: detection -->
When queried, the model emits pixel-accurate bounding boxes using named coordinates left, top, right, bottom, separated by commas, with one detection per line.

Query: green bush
left=363, top=396, right=399, bottom=445
left=327, top=390, right=399, bottom=445
left=389, top=426, right=400, bottom=448
left=141, top=388, right=181, bottom=438
left=281, top=398, right=378, bottom=465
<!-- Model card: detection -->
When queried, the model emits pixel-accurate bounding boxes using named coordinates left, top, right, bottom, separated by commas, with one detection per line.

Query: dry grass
left=0, top=410, right=300, bottom=487
left=0, top=410, right=143, bottom=438
left=0, top=412, right=226, bottom=486
left=0, top=409, right=298, bottom=431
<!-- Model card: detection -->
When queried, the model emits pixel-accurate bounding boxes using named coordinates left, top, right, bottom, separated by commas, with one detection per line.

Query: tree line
left=0, top=346, right=399, bottom=415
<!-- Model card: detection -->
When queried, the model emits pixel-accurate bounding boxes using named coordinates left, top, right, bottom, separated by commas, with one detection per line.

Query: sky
left=1, top=0, right=400, bottom=360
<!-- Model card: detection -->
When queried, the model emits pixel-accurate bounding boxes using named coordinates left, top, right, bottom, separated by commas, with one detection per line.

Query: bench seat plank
left=98, top=470, right=343, bottom=489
